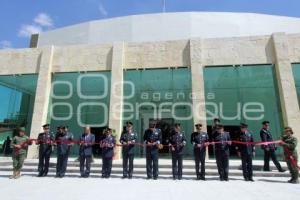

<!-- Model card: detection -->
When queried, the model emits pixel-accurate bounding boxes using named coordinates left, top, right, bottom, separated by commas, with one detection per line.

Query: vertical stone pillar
left=189, top=39, right=209, bottom=157
left=272, top=33, right=300, bottom=155
left=27, top=46, right=54, bottom=158
left=108, top=42, right=125, bottom=160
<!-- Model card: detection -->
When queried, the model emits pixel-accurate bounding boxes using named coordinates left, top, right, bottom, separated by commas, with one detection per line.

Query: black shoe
left=249, top=178, right=254, bottom=182
left=128, top=175, right=132, bottom=179
left=147, top=176, right=152, bottom=180
left=43, top=172, right=48, bottom=177
left=200, top=176, right=205, bottom=181
left=224, top=178, right=229, bottom=181
left=55, top=174, right=61, bottom=178
left=279, top=169, right=286, bottom=173
left=153, top=177, right=158, bottom=180
left=263, top=169, right=271, bottom=172
left=220, top=177, right=224, bottom=181
left=178, top=177, right=182, bottom=180
left=196, top=175, right=200, bottom=180
left=37, top=173, right=43, bottom=177
left=122, top=175, right=128, bottom=179
left=244, top=177, right=249, bottom=181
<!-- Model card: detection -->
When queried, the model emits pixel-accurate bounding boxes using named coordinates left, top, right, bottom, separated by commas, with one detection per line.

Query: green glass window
left=204, top=65, right=283, bottom=158
left=123, top=68, right=193, bottom=157
left=292, top=63, right=300, bottom=107
left=49, top=72, right=111, bottom=155
left=0, top=74, right=37, bottom=155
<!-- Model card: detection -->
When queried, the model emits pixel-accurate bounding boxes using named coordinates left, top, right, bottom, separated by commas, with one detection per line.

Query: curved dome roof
left=37, top=12, right=300, bottom=46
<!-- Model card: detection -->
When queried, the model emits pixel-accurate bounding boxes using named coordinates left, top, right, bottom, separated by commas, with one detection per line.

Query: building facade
left=0, top=12, right=300, bottom=159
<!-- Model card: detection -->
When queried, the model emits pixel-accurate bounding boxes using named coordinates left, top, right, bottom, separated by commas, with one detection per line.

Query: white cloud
left=18, top=12, right=54, bottom=38
left=18, top=24, right=43, bottom=38
left=98, top=1, right=108, bottom=16
left=34, top=13, right=53, bottom=27
left=0, top=40, right=12, bottom=49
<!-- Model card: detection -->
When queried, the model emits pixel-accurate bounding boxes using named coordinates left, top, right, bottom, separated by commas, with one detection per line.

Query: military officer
left=236, top=123, right=255, bottom=181
left=143, top=123, right=162, bottom=180
left=213, top=124, right=231, bottom=181
left=120, top=121, right=137, bottom=179
left=280, top=127, right=299, bottom=184
left=169, top=123, right=186, bottom=180
left=100, top=128, right=116, bottom=178
left=212, top=118, right=221, bottom=135
left=10, top=127, right=32, bottom=179
left=36, top=124, right=55, bottom=177
left=55, top=125, right=73, bottom=178
left=191, top=123, right=209, bottom=180
left=79, top=126, right=95, bottom=178
left=260, top=121, right=285, bottom=172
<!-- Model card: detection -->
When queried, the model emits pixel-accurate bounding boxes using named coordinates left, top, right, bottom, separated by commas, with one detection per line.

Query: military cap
left=213, top=118, right=220, bottom=122
left=195, top=123, right=202, bottom=127
left=42, top=124, right=50, bottom=128
left=240, top=123, right=248, bottom=128
left=126, top=121, right=133, bottom=126
left=18, top=127, right=26, bottom=132
left=262, top=121, right=270, bottom=125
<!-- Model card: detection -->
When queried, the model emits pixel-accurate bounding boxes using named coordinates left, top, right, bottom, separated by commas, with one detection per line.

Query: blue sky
left=0, top=0, right=300, bottom=49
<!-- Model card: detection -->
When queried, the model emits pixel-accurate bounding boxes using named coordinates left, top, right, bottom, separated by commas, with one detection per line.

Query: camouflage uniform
left=10, top=134, right=31, bottom=178
left=282, top=135, right=299, bottom=183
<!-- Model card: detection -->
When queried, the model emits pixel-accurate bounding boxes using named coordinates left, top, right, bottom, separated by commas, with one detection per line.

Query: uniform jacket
left=143, top=128, right=162, bottom=154
left=169, top=131, right=186, bottom=154
left=120, top=130, right=137, bottom=155
left=37, top=131, right=55, bottom=155
left=213, top=131, right=231, bottom=155
left=11, top=135, right=32, bottom=155
left=79, top=133, right=95, bottom=156
left=260, top=128, right=276, bottom=150
left=56, top=132, right=74, bottom=155
left=282, top=135, right=298, bottom=158
left=101, top=134, right=116, bottom=158
left=236, top=131, right=255, bottom=156
left=191, top=131, right=209, bottom=153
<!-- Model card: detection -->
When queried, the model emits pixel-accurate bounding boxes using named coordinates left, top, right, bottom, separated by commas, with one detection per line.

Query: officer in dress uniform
left=280, top=127, right=299, bottom=184
left=191, top=123, right=209, bottom=180
left=79, top=126, right=95, bottom=178
left=120, top=121, right=137, bottom=179
left=169, top=123, right=186, bottom=180
left=100, top=128, right=116, bottom=178
left=55, top=125, right=73, bottom=178
left=260, top=121, right=285, bottom=172
left=143, top=123, right=162, bottom=180
left=36, top=124, right=55, bottom=177
left=213, top=124, right=231, bottom=181
left=10, top=127, right=32, bottom=179
left=236, top=123, right=255, bottom=181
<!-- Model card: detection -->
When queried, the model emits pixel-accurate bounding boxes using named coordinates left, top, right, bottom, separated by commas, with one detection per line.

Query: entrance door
left=140, top=112, right=174, bottom=157
left=207, top=125, right=240, bottom=158
left=91, top=127, right=106, bottom=158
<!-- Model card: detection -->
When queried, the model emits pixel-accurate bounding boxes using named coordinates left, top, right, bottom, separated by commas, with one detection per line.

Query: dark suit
left=120, top=131, right=137, bottom=178
left=260, top=128, right=283, bottom=171
left=79, top=133, right=95, bottom=177
left=101, top=135, right=116, bottom=178
left=143, top=128, right=162, bottom=179
left=37, top=131, right=54, bottom=176
left=169, top=131, right=186, bottom=179
left=56, top=132, right=73, bottom=177
left=213, top=131, right=231, bottom=180
left=191, top=131, right=209, bottom=179
left=236, top=131, right=255, bottom=180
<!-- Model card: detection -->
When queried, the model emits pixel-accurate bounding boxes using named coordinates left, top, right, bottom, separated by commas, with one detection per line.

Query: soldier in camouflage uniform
left=280, top=127, right=299, bottom=184
left=10, top=127, right=32, bottom=179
